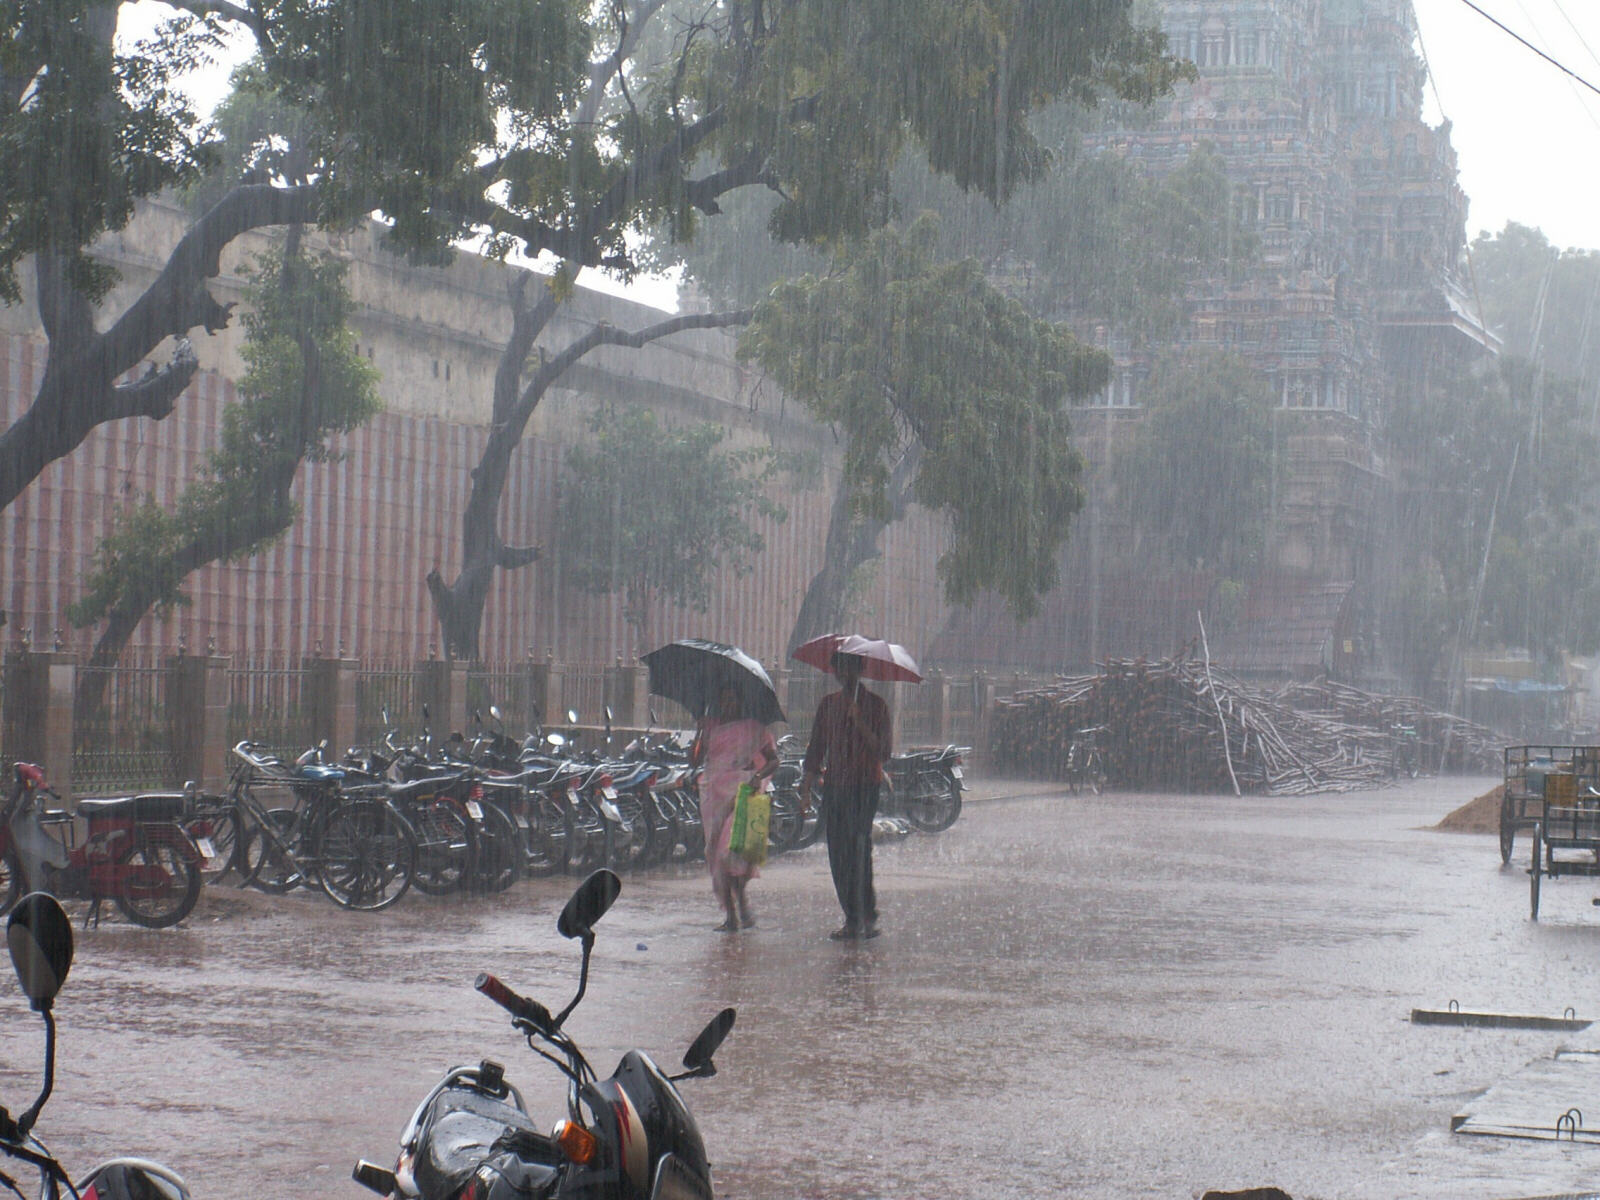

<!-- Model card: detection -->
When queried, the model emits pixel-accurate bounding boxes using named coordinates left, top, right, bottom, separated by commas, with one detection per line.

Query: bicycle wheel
left=524, top=795, right=571, bottom=876
left=407, top=799, right=475, bottom=895
left=1087, top=753, right=1105, bottom=796
left=186, top=801, right=246, bottom=885
left=241, top=807, right=306, bottom=893
left=114, top=830, right=202, bottom=928
left=468, top=800, right=523, bottom=894
left=1499, top=792, right=1517, bottom=865
left=612, top=793, right=651, bottom=872
left=1529, top=823, right=1543, bottom=921
left=902, top=774, right=962, bottom=833
left=316, top=800, right=415, bottom=911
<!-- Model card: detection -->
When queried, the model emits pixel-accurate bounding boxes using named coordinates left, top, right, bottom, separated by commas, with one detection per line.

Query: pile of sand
left=1433, top=783, right=1503, bottom=833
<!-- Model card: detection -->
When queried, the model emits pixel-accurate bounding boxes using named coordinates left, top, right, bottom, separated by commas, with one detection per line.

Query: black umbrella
left=642, top=639, right=786, bottom=726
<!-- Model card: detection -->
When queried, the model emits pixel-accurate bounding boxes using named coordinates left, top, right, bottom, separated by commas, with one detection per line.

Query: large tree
left=1112, top=349, right=1274, bottom=576
left=555, top=407, right=785, bottom=653
left=738, top=215, right=1109, bottom=650
left=1383, top=354, right=1600, bottom=695
left=66, top=233, right=379, bottom=704
left=8, top=0, right=1185, bottom=658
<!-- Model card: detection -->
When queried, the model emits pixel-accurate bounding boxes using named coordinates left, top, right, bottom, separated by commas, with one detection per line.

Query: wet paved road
left=2, top=776, right=1598, bottom=1200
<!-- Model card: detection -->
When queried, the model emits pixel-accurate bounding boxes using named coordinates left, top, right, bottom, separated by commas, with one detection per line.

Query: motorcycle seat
left=78, top=794, right=186, bottom=822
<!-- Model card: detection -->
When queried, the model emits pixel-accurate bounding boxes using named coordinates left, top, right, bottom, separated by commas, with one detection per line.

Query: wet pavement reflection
left=1, top=777, right=1597, bottom=1199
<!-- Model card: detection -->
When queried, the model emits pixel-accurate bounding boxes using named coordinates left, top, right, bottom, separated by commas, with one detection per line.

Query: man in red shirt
left=801, top=651, right=892, bottom=939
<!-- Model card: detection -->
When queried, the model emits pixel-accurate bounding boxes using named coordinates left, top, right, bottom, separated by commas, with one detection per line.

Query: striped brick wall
left=0, top=327, right=958, bottom=671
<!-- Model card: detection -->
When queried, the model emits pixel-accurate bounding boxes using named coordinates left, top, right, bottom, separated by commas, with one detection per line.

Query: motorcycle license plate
left=601, top=786, right=618, bottom=801
left=195, top=836, right=217, bottom=861
left=950, top=766, right=963, bottom=780
left=514, top=816, right=531, bottom=832
left=599, top=800, right=623, bottom=822
left=465, top=800, right=484, bottom=820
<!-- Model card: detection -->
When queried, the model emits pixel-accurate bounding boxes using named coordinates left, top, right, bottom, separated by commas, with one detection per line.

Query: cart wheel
left=1529, top=822, right=1542, bottom=921
left=1499, top=793, right=1516, bottom=865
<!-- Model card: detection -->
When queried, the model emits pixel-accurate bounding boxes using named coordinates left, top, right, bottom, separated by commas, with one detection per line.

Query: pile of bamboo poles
left=989, top=656, right=1502, bottom=795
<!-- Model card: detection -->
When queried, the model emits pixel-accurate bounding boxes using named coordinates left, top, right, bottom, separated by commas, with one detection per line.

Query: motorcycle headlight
left=650, top=1154, right=712, bottom=1200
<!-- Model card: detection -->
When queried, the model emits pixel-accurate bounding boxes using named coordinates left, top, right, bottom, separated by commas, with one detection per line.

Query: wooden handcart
left=1500, top=745, right=1600, bottom=864
left=1527, top=785, right=1600, bottom=920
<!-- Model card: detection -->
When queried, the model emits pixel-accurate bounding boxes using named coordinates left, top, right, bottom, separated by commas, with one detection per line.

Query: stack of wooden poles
left=989, top=656, right=1502, bottom=795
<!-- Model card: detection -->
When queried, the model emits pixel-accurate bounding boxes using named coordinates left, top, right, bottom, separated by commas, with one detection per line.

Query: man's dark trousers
left=823, top=782, right=878, bottom=929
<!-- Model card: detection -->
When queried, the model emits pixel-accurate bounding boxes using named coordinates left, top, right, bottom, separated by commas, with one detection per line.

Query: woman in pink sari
left=692, top=684, right=778, bottom=932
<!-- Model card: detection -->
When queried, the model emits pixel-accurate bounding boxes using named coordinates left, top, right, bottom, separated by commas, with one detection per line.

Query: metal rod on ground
left=1197, top=611, right=1241, bottom=797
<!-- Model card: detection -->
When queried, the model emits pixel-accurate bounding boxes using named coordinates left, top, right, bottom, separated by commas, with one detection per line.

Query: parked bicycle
left=1064, top=726, right=1108, bottom=795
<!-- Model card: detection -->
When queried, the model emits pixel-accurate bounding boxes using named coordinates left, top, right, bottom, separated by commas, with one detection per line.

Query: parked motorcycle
left=2, top=890, right=194, bottom=1199
left=353, top=869, right=735, bottom=1200
left=882, top=745, right=967, bottom=833
left=1, top=764, right=203, bottom=928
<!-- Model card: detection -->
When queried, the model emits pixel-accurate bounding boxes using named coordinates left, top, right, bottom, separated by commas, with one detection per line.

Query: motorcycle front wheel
left=114, top=831, right=202, bottom=927
left=0, top=845, right=21, bottom=916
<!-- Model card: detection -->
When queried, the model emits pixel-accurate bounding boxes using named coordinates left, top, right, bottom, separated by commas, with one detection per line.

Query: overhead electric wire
left=1543, top=0, right=1600, bottom=75
left=1450, top=0, right=1600, bottom=98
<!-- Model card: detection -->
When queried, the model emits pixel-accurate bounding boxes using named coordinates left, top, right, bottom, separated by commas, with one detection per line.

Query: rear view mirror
left=8, top=893, right=73, bottom=1011
left=489, top=705, right=503, bottom=724
left=557, top=870, right=621, bottom=940
left=545, top=732, right=566, bottom=748
left=682, top=1007, right=736, bottom=1075
left=566, top=708, right=579, bottom=725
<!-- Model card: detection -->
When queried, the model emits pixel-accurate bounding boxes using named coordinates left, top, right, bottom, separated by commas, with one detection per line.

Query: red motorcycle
left=0, top=763, right=203, bottom=928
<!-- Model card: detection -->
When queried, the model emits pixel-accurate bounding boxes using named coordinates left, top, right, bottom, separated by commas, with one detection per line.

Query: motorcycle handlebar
left=475, top=973, right=554, bottom=1033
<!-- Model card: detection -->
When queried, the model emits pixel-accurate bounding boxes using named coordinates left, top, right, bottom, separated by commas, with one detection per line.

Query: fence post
left=170, top=654, right=231, bottom=792
left=3, top=650, right=76, bottom=804
left=305, top=657, right=358, bottom=756
left=929, top=669, right=951, bottom=743
left=631, top=660, right=650, bottom=729
left=974, top=672, right=995, bottom=774
left=604, top=656, right=635, bottom=726
left=545, top=657, right=566, bottom=726
left=416, top=660, right=470, bottom=736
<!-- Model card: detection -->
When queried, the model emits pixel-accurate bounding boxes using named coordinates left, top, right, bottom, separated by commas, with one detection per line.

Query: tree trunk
left=424, top=285, right=752, bottom=660
left=0, top=184, right=319, bottom=513
left=786, top=445, right=920, bottom=655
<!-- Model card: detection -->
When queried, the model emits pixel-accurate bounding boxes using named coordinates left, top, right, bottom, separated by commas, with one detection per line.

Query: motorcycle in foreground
left=2, top=890, right=193, bottom=1199
left=354, top=869, right=735, bottom=1200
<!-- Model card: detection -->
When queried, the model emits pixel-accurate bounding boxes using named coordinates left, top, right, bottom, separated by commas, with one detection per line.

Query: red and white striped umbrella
left=791, top=633, right=923, bottom=683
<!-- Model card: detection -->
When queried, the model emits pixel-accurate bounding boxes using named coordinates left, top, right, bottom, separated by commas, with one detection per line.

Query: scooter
left=1, top=763, right=203, bottom=928
left=2, top=890, right=194, bottom=1199
left=353, top=869, right=735, bottom=1200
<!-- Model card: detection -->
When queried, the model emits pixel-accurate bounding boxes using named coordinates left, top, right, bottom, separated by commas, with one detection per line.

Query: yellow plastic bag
left=727, top=782, right=771, bottom=867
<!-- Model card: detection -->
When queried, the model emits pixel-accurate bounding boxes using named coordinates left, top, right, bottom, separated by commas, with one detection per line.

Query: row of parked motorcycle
left=0, top=704, right=969, bottom=924
left=2, top=869, right=737, bottom=1200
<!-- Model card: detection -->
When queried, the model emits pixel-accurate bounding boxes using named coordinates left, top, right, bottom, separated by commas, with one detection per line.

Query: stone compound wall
left=0, top=201, right=956, bottom=669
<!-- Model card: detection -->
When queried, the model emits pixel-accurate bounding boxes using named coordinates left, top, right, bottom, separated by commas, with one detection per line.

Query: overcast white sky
left=1413, top=0, right=1600, bottom=252
left=122, top=0, right=1600, bottom=281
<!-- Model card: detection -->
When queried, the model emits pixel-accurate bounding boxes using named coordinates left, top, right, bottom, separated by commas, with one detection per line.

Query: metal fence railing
left=353, top=661, right=415, bottom=747
left=71, top=651, right=177, bottom=794
left=25, top=654, right=1033, bottom=795
left=227, top=656, right=315, bottom=759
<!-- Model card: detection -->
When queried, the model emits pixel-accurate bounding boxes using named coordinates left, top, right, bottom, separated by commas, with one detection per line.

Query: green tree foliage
left=67, top=239, right=379, bottom=678
left=9, top=0, right=1188, bottom=656
left=1470, top=223, right=1600, bottom=390
left=1383, top=354, right=1600, bottom=693
left=0, top=2, right=218, bottom=304
left=555, top=408, right=785, bottom=651
left=1113, top=349, right=1273, bottom=575
left=739, top=215, right=1107, bottom=625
